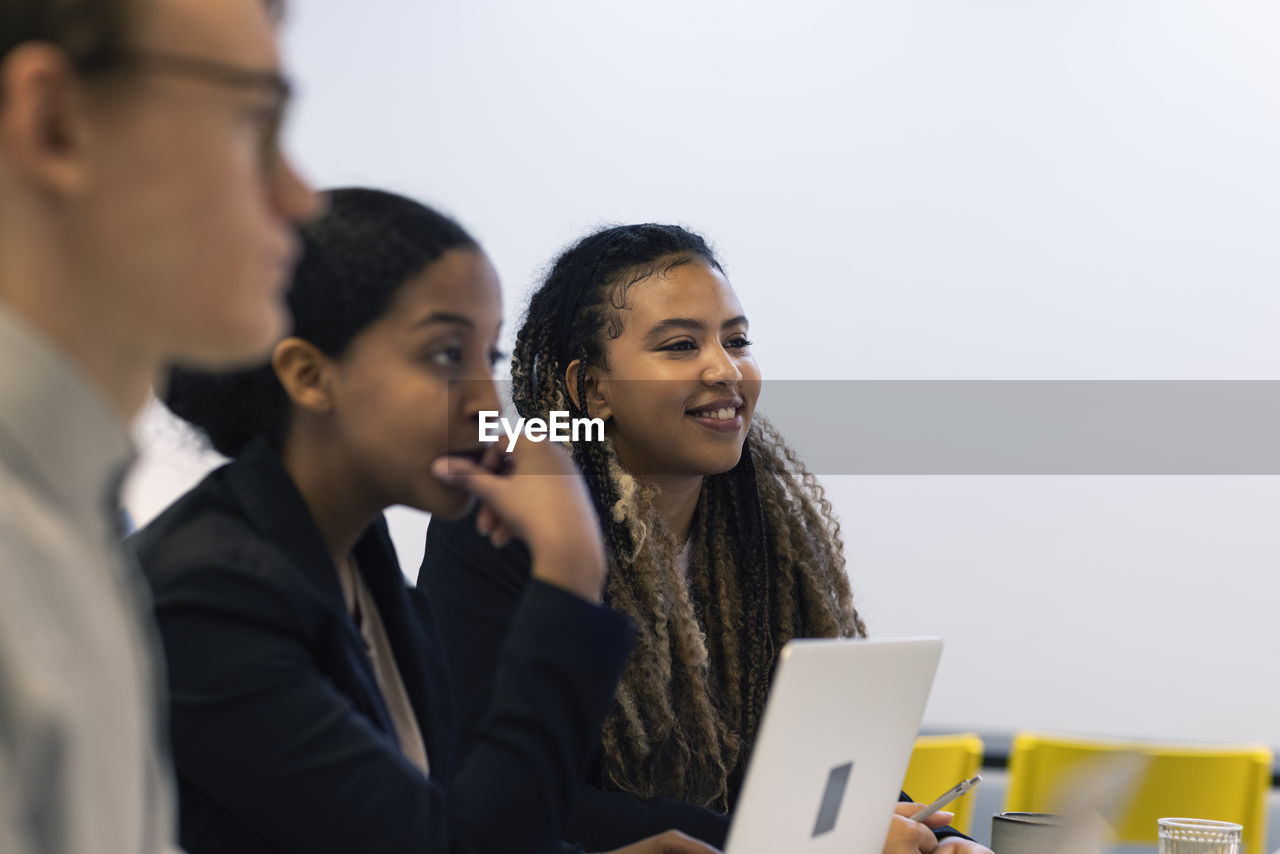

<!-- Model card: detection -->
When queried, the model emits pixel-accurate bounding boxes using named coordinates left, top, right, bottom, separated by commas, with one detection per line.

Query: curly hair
left=511, top=223, right=866, bottom=811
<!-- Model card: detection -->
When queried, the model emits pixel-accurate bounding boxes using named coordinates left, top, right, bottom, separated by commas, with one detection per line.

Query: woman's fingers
left=883, top=813, right=940, bottom=854
left=433, top=440, right=606, bottom=600
left=894, top=802, right=955, bottom=829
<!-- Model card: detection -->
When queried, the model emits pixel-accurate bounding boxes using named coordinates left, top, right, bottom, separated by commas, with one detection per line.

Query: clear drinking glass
left=1157, top=817, right=1242, bottom=854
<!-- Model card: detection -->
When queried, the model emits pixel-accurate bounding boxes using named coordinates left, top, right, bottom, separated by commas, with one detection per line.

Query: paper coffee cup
left=991, top=812, right=1071, bottom=854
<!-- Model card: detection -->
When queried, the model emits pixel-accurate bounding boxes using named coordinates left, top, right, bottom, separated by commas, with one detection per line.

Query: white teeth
left=692, top=407, right=737, bottom=420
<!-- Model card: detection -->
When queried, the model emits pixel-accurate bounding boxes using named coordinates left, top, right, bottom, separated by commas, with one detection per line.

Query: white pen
left=907, top=774, right=983, bottom=822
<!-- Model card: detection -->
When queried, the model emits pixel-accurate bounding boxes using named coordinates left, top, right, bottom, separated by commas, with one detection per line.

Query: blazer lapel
left=224, top=437, right=399, bottom=741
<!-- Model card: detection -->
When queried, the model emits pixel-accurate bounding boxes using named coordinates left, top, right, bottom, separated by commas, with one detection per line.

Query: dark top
left=421, top=509, right=972, bottom=851
left=129, top=437, right=635, bottom=854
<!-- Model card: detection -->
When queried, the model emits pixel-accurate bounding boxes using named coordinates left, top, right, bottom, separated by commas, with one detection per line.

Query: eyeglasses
left=124, top=49, right=294, bottom=167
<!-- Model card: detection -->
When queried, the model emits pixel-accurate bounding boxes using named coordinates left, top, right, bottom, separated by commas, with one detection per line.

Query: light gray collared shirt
left=0, top=303, right=178, bottom=854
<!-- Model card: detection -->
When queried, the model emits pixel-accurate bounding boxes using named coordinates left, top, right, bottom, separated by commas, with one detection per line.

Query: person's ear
left=564, top=358, right=612, bottom=421
left=272, top=337, right=334, bottom=414
left=0, top=44, right=97, bottom=197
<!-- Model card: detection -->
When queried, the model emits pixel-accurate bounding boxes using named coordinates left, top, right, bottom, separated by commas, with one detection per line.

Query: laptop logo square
left=811, top=760, right=854, bottom=837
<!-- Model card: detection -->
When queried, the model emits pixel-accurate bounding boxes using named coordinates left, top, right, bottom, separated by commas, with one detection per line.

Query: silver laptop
left=724, top=637, right=944, bottom=854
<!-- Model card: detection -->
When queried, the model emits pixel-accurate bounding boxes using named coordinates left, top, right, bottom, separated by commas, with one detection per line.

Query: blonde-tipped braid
left=511, top=226, right=865, bottom=810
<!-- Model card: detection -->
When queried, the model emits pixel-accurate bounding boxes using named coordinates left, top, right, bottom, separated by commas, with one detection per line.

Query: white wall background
left=126, top=0, right=1280, bottom=746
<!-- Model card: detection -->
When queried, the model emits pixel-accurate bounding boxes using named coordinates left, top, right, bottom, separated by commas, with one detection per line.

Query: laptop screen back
left=724, top=637, right=943, bottom=854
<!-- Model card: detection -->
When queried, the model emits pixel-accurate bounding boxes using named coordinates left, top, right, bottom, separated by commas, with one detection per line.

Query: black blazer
left=420, top=509, right=972, bottom=851
left=129, top=437, right=634, bottom=854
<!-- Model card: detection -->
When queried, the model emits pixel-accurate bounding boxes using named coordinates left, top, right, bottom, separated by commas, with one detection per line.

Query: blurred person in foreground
left=0, top=0, right=318, bottom=852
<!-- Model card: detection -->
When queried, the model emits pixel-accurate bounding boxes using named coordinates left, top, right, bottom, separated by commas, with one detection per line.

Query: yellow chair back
left=902, top=732, right=984, bottom=835
left=1005, top=731, right=1272, bottom=854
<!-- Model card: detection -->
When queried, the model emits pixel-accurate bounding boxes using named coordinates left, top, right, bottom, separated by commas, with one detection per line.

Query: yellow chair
left=902, top=732, right=984, bottom=835
left=1005, top=731, right=1273, bottom=854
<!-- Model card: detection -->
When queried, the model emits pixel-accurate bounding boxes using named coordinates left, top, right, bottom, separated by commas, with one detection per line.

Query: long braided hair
left=511, top=224, right=866, bottom=812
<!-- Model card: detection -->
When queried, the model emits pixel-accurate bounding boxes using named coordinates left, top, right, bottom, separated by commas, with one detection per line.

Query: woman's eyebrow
left=410, top=312, right=474, bottom=330
left=644, top=317, right=704, bottom=340
left=644, top=315, right=749, bottom=341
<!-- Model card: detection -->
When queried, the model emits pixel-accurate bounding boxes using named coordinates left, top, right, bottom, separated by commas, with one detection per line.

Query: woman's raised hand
left=432, top=439, right=607, bottom=602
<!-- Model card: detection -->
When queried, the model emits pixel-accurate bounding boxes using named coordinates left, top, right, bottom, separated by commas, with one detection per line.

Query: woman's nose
left=702, top=345, right=743, bottom=384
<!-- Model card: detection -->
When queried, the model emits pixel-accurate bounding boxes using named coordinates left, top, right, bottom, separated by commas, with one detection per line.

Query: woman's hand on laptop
left=599, top=829, right=721, bottom=853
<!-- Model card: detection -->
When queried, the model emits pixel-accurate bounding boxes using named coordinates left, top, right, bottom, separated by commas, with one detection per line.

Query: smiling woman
left=567, top=257, right=762, bottom=482
left=419, top=224, right=990, bottom=853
